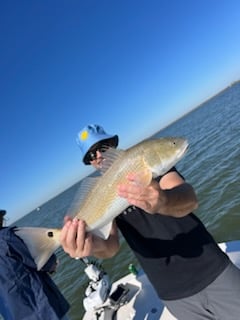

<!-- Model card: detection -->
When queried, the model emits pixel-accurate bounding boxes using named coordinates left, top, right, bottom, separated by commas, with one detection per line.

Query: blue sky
left=1, top=0, right=240, bottom=225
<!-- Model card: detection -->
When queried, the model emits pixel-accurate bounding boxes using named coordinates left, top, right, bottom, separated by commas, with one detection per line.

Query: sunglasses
left=85, top=144, right=111, bottom=163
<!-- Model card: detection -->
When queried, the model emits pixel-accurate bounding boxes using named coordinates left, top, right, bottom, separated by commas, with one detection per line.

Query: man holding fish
left=60, top=124, right=240, bottom=320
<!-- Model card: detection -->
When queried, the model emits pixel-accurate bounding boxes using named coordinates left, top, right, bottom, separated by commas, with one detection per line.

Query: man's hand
left=117, top=172, right=198, bottom=217
left=60, top=217, right=93, bottom=259
left=60, top=217, right=120, bottom=259
left=117, top=173, right=166, bottom=213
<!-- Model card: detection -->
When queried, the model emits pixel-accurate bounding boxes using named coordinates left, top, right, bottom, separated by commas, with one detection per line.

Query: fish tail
left=14, top=227, right=61, bottom=271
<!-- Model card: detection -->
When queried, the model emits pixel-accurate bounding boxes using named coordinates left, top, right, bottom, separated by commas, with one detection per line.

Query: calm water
left=14, top=82, right=240, bottom=320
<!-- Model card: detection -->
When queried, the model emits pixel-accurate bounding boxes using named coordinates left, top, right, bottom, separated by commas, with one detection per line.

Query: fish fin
left=99, top=148, right=125, bottom=175
left=67, top=149, right=125, bottom=217
left=14, top=227, right=60, bottom=271
left=135, top=169, right=152, bottom=186
left=133, top=158, right=153, bottom=187
left=67, top=177, right=100, bottom=217
left=90, top=222, right=113, bottom=240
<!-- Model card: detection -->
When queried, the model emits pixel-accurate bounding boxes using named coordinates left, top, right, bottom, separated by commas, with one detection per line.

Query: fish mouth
left=177, top=140, right=189, bottom=159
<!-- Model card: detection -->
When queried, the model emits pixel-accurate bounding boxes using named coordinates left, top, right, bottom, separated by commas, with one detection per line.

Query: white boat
left=82, top=240, right=240, bottom=320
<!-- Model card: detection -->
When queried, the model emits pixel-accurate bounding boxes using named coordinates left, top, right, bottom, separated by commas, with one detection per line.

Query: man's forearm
left=157, top=183, right=198, bottom=217
left=92, top=234, right=120, bottom=259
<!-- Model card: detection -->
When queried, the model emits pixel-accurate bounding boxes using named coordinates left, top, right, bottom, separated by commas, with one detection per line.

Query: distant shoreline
left=152, top=79, right=240, bottom=137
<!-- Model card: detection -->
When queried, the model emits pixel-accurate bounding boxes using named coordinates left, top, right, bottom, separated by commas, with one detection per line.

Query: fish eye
left=48, top=231, right=54, bottom=238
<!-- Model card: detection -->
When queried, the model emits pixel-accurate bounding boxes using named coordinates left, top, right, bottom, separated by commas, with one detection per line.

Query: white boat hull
left=83, top=241, right=240, bottom=320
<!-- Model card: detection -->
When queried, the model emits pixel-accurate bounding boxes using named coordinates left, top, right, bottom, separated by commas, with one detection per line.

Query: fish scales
left=78, top=153, right=150, bottom=227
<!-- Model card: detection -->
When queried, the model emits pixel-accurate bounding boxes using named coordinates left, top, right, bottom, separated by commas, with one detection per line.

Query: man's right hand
left=60, top=217, right=93, bottom=259
left=60, top=217, right=120, bottom=260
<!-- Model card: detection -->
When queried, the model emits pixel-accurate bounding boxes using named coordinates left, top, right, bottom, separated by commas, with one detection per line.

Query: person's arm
left=117, top=170, right=198, bottom=217
left=60, top=217, right=120, bottom=259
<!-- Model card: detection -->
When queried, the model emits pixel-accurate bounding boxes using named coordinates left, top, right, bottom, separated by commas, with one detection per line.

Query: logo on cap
left=80, top=130, right=89, bottom=141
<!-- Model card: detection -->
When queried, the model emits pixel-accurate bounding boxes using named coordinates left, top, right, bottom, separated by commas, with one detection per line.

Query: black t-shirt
left=116, top=168, right=230, bottom=300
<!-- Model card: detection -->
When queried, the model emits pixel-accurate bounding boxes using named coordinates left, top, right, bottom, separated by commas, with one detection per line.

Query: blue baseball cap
left=76, top=124, right=119, bottom=164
